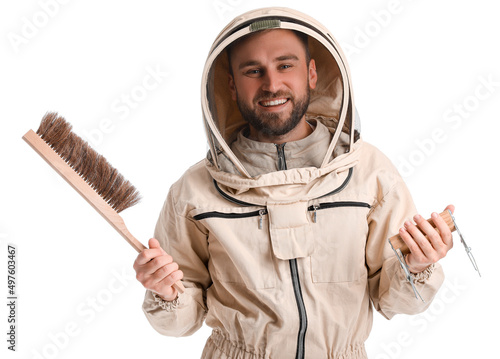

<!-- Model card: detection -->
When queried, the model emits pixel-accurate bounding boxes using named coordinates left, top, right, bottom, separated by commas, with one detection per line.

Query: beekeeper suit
left=141, top=7, right=445, bottom=359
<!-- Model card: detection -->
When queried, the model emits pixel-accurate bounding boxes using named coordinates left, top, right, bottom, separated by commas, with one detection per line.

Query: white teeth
left=261, top=98, right=287, bottom=107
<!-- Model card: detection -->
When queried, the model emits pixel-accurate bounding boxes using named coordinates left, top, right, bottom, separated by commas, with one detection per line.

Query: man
left=134, top=8, right=453, bottom=358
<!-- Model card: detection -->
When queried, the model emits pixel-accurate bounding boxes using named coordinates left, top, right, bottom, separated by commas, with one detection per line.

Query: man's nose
left=261, top=70, right=282, bottom=93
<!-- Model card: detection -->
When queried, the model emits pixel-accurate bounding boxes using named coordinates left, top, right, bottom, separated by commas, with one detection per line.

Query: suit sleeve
left=366, top=175, right=445, bottom=320
left=142, top=185, right=211, bottom=337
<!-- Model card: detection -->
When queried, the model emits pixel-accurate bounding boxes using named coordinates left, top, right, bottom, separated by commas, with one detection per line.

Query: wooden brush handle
left=388, top=210, right=455, bottom=255
left=23, top=130, right=185, bottom=294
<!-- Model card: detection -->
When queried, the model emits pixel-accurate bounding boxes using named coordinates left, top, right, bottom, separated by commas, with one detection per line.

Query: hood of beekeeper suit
left=201, top=7, right=362, bottom=204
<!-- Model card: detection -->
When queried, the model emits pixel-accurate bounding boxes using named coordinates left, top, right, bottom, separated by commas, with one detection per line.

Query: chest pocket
left=193, top=209, right=277, bottom=289
left=309, top=202, right=371, bottom=283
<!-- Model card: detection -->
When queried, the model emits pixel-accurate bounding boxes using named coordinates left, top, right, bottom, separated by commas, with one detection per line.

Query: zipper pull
left=312, top=205, right=319, bottom=223
left=258, top=209, right=265, bottom=229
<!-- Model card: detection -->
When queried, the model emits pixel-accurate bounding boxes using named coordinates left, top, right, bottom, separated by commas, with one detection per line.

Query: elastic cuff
left=413, top=263, right=435, bottom=283
left=152, top=292, right=180, bottom=312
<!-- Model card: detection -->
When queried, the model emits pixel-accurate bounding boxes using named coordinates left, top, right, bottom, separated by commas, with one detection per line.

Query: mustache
left=254, top=91, right=292, bottom=103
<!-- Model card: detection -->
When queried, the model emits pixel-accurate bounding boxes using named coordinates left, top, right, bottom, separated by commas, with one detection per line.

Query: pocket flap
left=266, top=200, right=314, bottom=260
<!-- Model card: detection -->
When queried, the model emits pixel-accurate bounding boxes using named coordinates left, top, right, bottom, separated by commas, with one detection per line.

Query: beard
left=236, top=85, right=311, bottom=138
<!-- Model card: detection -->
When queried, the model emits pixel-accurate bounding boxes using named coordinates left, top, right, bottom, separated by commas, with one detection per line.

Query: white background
left=1, top=0, right=499, bottom=358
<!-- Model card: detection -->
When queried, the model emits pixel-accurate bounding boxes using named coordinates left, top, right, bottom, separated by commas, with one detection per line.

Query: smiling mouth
left=259, top=98, right=289, bottom=107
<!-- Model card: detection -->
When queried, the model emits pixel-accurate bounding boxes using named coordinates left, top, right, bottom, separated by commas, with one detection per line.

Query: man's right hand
left=133, top=238, right=183, bottom=302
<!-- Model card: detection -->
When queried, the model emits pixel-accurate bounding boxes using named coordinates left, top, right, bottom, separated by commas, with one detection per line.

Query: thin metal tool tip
left=449, top=210, right=481, bottom=277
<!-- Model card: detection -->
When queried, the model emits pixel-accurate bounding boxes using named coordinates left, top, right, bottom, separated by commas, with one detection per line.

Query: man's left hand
left=399, top=205, right=455, bottom=273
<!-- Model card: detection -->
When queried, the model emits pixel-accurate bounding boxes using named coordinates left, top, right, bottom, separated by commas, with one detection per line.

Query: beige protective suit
left=142, top=7, right=444, bottom=359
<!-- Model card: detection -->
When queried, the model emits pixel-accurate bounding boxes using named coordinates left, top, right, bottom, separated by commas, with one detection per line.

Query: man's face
left=228, top=29, right=317, bottom=138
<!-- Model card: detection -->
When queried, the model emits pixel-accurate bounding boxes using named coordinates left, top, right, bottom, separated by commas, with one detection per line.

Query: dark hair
left=226, top=29, right=311, bottom=76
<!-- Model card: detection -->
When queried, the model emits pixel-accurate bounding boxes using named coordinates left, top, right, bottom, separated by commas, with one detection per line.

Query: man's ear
left=308, top=59, right=318, bottom=90
left=228, top=73, right=237, bottom=101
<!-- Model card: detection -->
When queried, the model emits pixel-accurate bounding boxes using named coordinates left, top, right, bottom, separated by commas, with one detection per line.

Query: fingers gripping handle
left=388, top=209, right=480, bottom=277
left=388, top=210, right=455, bottom=255
left=135, top=241, right=185, bottom=294
left=388, top=210, right=455, bottom=301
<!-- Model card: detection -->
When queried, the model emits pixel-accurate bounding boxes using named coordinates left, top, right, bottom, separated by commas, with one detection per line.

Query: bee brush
left=23, top=112, right=185, bottom=294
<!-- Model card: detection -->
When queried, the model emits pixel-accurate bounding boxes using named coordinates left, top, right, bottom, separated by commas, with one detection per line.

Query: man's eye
left=280, top=64, right=292, bottom=70
left=245, top=69, right=262, bottom=76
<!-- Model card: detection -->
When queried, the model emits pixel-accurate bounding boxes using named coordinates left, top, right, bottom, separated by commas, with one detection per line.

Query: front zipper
left=275, top=143, right=288, bottom=171
left=290, top=259, right=307, bottom=359
left=275, top=142, right=306, bottom=359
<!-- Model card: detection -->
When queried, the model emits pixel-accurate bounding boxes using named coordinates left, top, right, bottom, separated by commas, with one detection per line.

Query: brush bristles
left=36, top=112, right=141, bottom=213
